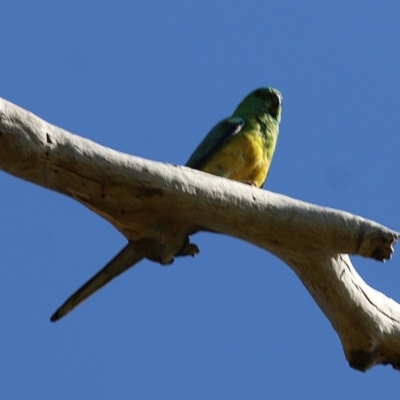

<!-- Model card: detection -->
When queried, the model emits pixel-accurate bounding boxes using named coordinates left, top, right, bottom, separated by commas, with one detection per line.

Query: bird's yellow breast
left=201, top=128, right=270, bottom=188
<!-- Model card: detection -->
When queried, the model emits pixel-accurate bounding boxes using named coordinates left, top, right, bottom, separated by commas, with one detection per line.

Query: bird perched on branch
left=50, top=87, right=283, bottom=322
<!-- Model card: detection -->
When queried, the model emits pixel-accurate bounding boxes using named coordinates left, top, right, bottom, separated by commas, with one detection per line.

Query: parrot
left=50, top=87, right=282, bottom=322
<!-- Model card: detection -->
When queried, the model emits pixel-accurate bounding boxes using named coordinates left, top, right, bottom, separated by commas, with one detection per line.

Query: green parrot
left=50, top=87, right=282, bottom=322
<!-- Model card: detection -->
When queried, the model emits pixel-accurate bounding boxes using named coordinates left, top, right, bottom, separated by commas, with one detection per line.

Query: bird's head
left=236, top=87, right=282, bottom=123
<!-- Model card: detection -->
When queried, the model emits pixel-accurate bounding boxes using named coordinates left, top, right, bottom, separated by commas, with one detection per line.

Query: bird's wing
left=185, top=117, right=245, bottom=169
left=50, top=244, right=143, bottom=322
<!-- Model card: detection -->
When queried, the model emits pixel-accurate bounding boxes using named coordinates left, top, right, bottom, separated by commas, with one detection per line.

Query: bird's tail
left=50, top=244, right=143, bottom=322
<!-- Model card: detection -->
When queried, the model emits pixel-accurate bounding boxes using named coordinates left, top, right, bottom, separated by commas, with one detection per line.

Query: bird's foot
left=240, top=180, right=257, bottom=186
left=176, top=237, right=200, bottom=258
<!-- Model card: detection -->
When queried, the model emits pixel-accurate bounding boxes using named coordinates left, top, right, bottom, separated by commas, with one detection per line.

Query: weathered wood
left=1, top=97, right=399, bottom=370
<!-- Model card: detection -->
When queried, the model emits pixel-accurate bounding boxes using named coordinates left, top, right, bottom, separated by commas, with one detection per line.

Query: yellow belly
left=201, top=130, right=269, bottom=188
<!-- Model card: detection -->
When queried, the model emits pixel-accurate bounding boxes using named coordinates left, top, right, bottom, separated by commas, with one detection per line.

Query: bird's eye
left=269, top=92, right=281, bottom=111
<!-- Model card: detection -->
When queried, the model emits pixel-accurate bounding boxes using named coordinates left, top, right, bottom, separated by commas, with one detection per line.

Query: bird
left=50, top=87, right=283, bottom=322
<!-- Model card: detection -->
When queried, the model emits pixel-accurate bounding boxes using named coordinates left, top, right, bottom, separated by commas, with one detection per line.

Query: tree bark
left=0, top=97, right=399, bottom=371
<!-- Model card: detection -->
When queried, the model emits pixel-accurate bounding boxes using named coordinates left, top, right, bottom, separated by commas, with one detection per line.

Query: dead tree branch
left=0, top=97, right=399, bottom=371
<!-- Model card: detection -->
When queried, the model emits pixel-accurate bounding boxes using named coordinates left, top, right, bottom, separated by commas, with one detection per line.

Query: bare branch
left=0, top=97, right=399, bottom=371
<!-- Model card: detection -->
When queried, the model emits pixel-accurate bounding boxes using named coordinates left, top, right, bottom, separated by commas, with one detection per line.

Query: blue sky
left=1, top=1, right=400, bottom=399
